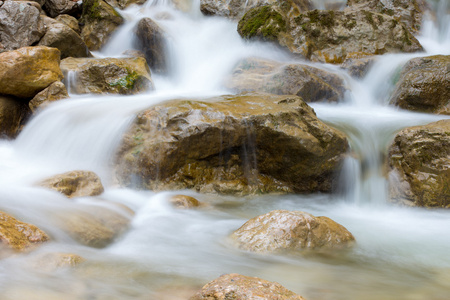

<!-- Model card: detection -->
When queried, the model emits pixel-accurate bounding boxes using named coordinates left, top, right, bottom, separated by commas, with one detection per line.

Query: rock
left=0, top=211, right=49, bottom=252
left=116, top=0, right=146, bottom=9
left=18, top=0, right=46, bottom=8
left=80, top=0, right=124, bottom=51
left=29, top=81, right=69, bottom=112
left=121, top=49, right=146, bottom=59
left=134, top=17, right=168, bottom=74
left=238, top=6, right=423, bottom=63
left=14, top=0, right=46, bottom=14
left=0, top=46, right=63, bottom=98
left=388, top=120, right=450, bottom=208
left=60, top=57, right=154, bottom=95
left=55, top=14, right=81, bottom=34
left=115, top=93, right=349, bottom=195
left=169, top=195, right=201, bottom=209
left=38, top=170, right=104, bottom=198
left=389, top=55, right=450, bottom=115
left=38, top=16, right=92, bottom=59
left=0, top=0, right=45, bottom=52
left=43, top=0, right=79, bottom=17
left=0, top=95, right=30, bottom=139
left=226, top=57, right=347, bottom=102
left=340, top=52, right=377, bottom=78
left=231, top=210, right=355, bottom=253
left=32, top=252, right=85, bottom=271
left=189, top=273, right=305, bottom=300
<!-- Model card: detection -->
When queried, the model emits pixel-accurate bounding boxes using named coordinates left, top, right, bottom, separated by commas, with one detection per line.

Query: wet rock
left=169, top=195, right=201, bottom=209
left=231, top=210, right=355, bottom=253
left=0, top=46, right=63, bottom=98
left=55, top=14, right=81, bottom=34
left=134, top=17, right=168, bottom=74
left=0, top=95, right=30, bottom=139
left=238, top=6, right=423, bottom=63
left=122, top=49, right=146, bottom=59
left=29, top=81, right=69, bottom=112
left=389, top=55, right=450, bottom=115
left=189, top=273, right=305, bottom=300
left=33, top=252, right=85, bottom=271
left=226, top=57, right=347, bottom=102
left=0, top=0, right=45, bottom=52
left=43, top=0, right=79, bottom=17
left=340, top=53, right=377, bottom=78
left=39, top=16, right=92, bottom=59
left=60, top=57, right=154, bottom=95
left=388, top=120, right=450, bottom=208
left=115, top=93, right=349, bottom=195
left=38, top=170, right=104, bottom=198
left=115, top=0, right=145, bottom=9
left=80, top=0, right=124, bottom=51
left=0, top=211, right=49, bottom=252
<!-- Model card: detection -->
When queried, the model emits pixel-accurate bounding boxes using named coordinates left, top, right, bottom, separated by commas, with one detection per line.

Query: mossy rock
left=238, top=5, right=286, bottom=41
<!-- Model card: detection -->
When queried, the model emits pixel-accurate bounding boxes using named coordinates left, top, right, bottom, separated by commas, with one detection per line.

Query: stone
left=43, top=0, right=79, bottom=17
left=32, top=252, right=85, bottom=271
left=29, top=81, right=69, bottom=112
left=226, top=57, right=347, bottom=102
left=38, top=16, right=92, bottom=59
left=116, top=0, right=145, bottom=9
left=55, top=14, right=81, bottom=34
left=0, top=211, right=49, bottom=252
left=389, top=55, right=450, bottom=115
left=231, top=210, right=355, bottom=253
left=38, top=170, right=104, bottom=198
left=169, top=195, right=201, bottom=209
left=189, top=273, right=305, bottom=300
left=60, top=57, right=154, bottom=95
left=80, top=0, right=124, bottom=51
left=0, top=95, right=30, bottom=139
left=0, top=0, right=45, bottom=52
left=0, top=46, right=63, bottom=98
left=115, top=93, right=349, bottom=195
left=388, top=120, right=450, bottom=208
left=134, top=17, right=168, bottom=74
left=340, top=52, right=377, bottom=78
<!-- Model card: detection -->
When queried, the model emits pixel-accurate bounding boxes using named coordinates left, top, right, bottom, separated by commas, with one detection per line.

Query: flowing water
left=0, top=1, right=450, bottom=299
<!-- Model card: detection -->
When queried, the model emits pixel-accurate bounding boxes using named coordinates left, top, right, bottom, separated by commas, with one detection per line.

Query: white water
left=0, top=0, right=450, bottom=299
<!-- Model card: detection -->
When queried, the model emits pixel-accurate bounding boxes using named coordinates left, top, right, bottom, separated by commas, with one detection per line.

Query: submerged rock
left=0, top=95, right=30, bottom=139
left=29, top=81, right=69, bottom=113
left=32, top=252, right=85, bottom=271
left=388, top=120, right=450, bottom=208
left=190, top=273, right=305, bottom=300
left=389, top=55, right=450, bottom=115
left=38, top=170, right=104, bottom=198
left=115, top=93, right=349, bottom=195
left=230, top=210, right=355, bottom=253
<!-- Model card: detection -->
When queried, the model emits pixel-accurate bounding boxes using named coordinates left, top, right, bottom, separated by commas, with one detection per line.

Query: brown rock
left=0, top=95, right=30, bottom=138
left=29, top=81, right=69, bottom=113
left=340, top=52, right=377, bottom=78
left=55, top=14, right=81, bottom=34
left=43, top=0, right=79, bottom=17
left=190, top=273, right=305, bottom=300
left=169, top=195, right=201, bottom=209
left=38, top=170, right=104, bottom=198
left=388, top=120, right=450, bottom=208
left=0, top=46, right=63, bottom=98
left=231, top=210, right=355, bottom=253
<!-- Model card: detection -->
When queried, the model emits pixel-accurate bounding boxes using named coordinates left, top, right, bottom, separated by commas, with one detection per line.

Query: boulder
left=226, top=57, right=347, bottom=102
left=340, top=52, right=377, bottom=78
left=231, top=210, right=355, bottom=253
left=169, top=195, right=201, bottom=209
left=0, top=211, right=49, bottom=252
left=388, top=120, right=450, bottom=208
left=29, top=81, right=69, bottom=112
left=238, top=6, right=423, bottom=63
left=55, top=14, right=81, bottom=34
left=0, top=0, right=45, bottom=52
left=389, top=55, right=450, bottom=115
left=60, top=57, right=154, bottom=95
left=38, top=16, right=92, bottom=59
left=80, top=0, right=124, bottom=51
left=134, top=18, right=168, bottom=74
left=0, top=46, right=63, bottom=98
left=0, top=95, right=30, bottom=138
left=116, top=0, right=146, bottom=9
left=43, top=0, right=79, bottom=17
left=190, top=273, right=305, bottom=300
left=38, top=170, right=104, bottom=198
left=115, top=93, right=349, bottom=195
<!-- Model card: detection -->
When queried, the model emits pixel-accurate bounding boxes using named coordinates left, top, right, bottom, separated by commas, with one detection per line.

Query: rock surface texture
left=0, top=95, right=30, bottom=138
left=230, top=210, right=355, bottom=253
left=388, top=120, right=450, bottom=208
left=43, top=0, right=80, bottom=17
left=115, top=93, right=349, bottom=195
left=29, top=81, right=69, bottom=112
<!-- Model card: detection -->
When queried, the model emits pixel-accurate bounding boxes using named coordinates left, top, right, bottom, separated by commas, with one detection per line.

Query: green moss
left=110, top=70, right=140, bottom=90
left=82, top=0, right=102, bottom=20
left=238, top=5, right=286, bottom=41
left=362, top=10, right=376, bottom=28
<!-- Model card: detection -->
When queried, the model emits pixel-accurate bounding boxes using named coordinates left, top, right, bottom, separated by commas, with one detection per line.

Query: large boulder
left=0, top=46, right=63, bottom=98
left=190, top=273, right=305, bottom=300
left=80, top=0, right=124, bottom=51
left=29, top=81, right=69, bottom=112
left=55, top=14, right=81, bottom=34
left=38, top=170, right=104, bottom=198
left=230, top=210, right=355, bottom=253
left=226, top=57, right=347, bottom=102
left=134, top=18, right=168, bottom=74
left=115, top=93, right=349, bottom=195
left=60, top=57, right=154, bottom=95
left=0, top=211, right=49, bottom=252
left=38, top=17, right=92, bottom=59
left=389, top=55, right=450, bottom=115
left=43, top=0, right=79, bottom=17
left=0, top=95, right=30, bottom=138
left=388, top=120, right=450, bottom=208
left=238, top=6, right=423, bottom=63
left=0, top=0, right=45, bottom=52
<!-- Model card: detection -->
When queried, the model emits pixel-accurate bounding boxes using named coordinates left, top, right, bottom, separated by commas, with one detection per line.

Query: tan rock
left=55, top=14, right=81, bottom=34
left=38, top=170, right=104, bottom=198
left=230, top=210, right=355, bottom=253
left=0, top=95, right=30, bottom=138
left=190, top=273, right=305, bottom=300
left=169, top=195, right=201, bottom=209
left=340, top=52, right=377, bottom=78
left=29, top=81, right=69, bottom=113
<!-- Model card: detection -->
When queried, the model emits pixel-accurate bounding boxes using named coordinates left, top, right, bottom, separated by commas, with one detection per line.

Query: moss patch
left=237, top=5, right=286, bottom=41
left=110, top=70, right=140, bottom=91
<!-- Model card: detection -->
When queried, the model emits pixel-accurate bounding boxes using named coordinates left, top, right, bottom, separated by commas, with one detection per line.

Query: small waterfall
left=63, top=70, right=78, bottom=95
